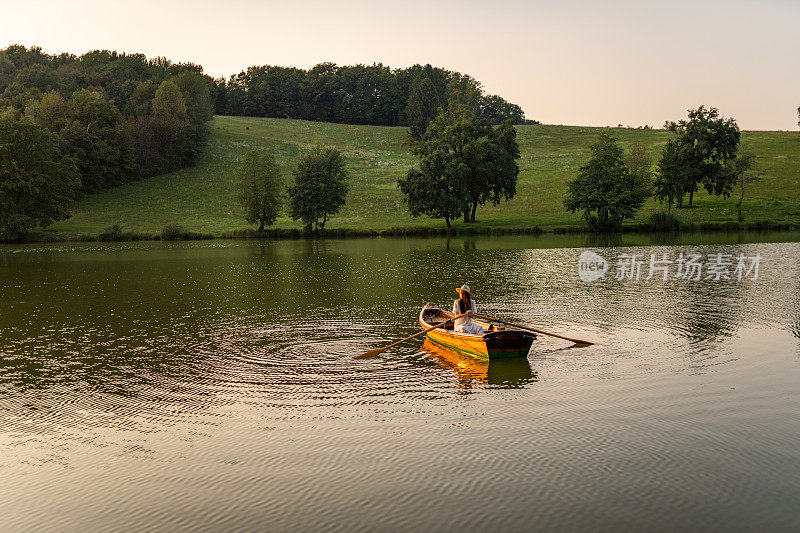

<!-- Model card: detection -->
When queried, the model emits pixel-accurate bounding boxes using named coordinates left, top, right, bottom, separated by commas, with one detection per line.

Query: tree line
left=214, top=63, right=526, bottom=127
left=0, top=45, right=214, bottom=239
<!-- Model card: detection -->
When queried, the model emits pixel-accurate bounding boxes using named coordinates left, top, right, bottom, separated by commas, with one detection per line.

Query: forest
left=214, top=62, right=526, bottom=126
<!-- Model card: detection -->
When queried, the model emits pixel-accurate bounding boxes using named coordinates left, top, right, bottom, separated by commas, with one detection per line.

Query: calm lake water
left=2, top=232, right=800, bottom=532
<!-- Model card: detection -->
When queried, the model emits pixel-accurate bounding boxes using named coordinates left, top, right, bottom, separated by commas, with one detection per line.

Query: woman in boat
left=452, top=284, right=484, bottom=335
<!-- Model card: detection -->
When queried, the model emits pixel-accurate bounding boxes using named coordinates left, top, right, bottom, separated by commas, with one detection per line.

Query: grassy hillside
left=50, top=116, right=800, bottom=234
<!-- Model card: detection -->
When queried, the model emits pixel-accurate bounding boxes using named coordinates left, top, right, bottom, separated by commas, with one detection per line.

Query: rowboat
left=419, top=304, right=536, bottom=360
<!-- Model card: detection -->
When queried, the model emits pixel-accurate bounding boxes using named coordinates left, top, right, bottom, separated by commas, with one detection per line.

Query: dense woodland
left=0, top=45, right=214, bottom=190
left=214, top=63, right=526, bottom=126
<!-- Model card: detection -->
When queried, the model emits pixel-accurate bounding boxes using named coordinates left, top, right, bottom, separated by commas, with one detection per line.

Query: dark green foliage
left=0, top=44, right=213, bottom=194
left=29, top=88, right=138, bottom=193
left=479, top=94, right=525, bottom=125
left=399, top=80, right=520, bottom=227
left=654, top=140, right=687, bottom=214
left=286, top=148, right=349, bottom=232
left=161, top=223, right=189, bottom=240
left=237, top=149, right=283, bottom=230
left=665, top=106, right=740, bottom=206
left=398, top=168, right=463, bottom=229
left=406, top=75, right=440, bottom=141
left=99, top=224, right=123, bottom=241
left=216, top=62, right=527, bottom=127
left=0, top=53, right=14, bottom=92
left=171, top=71, right=213, bottom=162
left=649, top=211, right=681, bottom=231
left=0, top=113, right=79, bottom=240
left=564, top=132, right=647, bottom=231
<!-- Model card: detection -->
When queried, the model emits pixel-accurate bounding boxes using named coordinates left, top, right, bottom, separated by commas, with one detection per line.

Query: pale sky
left=1, top=0, right=798, bottom=130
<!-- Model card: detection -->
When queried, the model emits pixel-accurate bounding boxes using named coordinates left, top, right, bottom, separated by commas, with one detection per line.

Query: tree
left=286, top=147, right=349, bottom=232
left=564, top=132, right=647, bottom=231
left=479, top=94, right=526, bottom=124
left=171, top=70, right=213, bottom=161
left=666, top=106, right=740, bottom=207
left=236, top=149, right=283, bottom=230
left=138, top=80, right=190, bottom=174
left=0, top=112, right=80, bottom=240
left=626, top=140, right=652, bottom=198
left=406, top=75, right=440, bottom=141
left=0, top=52, right=13, bottom=92
left=654, top=140, right=688, bottom=215
left=399, top=79, right=520, bottom=226
left=398, top=155, right=464, bottom=229
left=152, top=80, right=187, bottom=121
left=728, top=151, right=760, bottom=221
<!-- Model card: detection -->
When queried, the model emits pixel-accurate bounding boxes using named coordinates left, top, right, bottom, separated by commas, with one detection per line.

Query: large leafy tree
left=398, top=152, right=464, bottom=229
left=236, top=149, right=283, bottom=230
left=0, top=112, right=80, bottom=240
left=564, top=132, right=648, bottom=231
left=666, top=106, right=740, bottom=207
left=286, top=147, right=349, bottom=232
left=399, top=78, right=520, bottom=226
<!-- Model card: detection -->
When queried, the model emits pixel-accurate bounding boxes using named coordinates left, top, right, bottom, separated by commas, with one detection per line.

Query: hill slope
left=51, top=116, right=800, bottom=234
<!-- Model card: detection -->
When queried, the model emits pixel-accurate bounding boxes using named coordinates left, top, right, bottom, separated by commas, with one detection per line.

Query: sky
left=1, top=0, right=798, bottom=130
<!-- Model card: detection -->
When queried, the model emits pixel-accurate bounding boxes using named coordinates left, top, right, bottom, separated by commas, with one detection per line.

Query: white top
left=452, top=299, right=483, bottom=335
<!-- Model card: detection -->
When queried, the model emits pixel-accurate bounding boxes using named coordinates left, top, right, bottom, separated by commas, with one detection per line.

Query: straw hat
left=456, top=284, right=471, bottom=295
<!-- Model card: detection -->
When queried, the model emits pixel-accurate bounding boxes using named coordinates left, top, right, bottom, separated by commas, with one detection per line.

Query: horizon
left=2, top=0, right=799, bottom=131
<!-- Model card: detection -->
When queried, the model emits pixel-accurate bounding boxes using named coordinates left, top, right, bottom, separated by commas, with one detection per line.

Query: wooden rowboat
left=419, top=305, right=536, bottom=360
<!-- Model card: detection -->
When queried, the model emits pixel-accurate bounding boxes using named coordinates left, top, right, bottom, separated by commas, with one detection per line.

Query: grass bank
left=47, top=116, right=800, bottom=237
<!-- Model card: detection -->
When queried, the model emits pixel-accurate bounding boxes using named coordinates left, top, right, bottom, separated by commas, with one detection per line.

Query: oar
left=355, top=312, right=469, bottom=359
left=473, top=313, right=594, bottom=346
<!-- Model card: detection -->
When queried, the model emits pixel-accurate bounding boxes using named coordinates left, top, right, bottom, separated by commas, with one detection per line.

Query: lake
left=2, top=232, right=800, bottom=532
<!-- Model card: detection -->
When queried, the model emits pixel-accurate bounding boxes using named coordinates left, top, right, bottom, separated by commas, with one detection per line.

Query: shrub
left=161, top=223, right=189, bottom=240
left=99, top=224, right=123, bottom=241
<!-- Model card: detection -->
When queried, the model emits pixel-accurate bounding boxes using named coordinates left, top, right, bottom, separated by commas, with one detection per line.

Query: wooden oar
left=473, top=313, right=594, bottom=346
left=355, top=312, right=469, bottom=359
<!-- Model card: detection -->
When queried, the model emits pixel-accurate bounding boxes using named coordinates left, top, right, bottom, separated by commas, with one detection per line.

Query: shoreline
left=9, top=220, right=800, bottom=244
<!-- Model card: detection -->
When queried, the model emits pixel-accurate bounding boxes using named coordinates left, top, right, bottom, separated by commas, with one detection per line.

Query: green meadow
left=50, top=115, right=800, bottom=235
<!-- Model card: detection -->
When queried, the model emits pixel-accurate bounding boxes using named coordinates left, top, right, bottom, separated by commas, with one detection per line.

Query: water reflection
left=2, top=235, right=800, bottom=532
left=419, top=338, right=536, bottom=390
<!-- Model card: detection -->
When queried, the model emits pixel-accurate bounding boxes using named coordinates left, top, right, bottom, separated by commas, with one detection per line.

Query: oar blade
left=354, top=347, right=385, bottom=360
